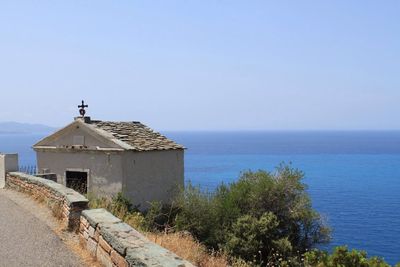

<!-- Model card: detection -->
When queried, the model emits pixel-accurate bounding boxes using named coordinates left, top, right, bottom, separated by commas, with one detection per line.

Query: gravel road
left=0, top=189, right=85, bottom=267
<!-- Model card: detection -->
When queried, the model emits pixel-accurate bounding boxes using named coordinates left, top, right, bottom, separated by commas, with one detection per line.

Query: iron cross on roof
left=78, top=100, right=88, bottom=117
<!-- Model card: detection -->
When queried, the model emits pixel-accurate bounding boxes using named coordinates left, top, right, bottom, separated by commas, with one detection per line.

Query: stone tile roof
left=90, top=121, right=184, bottom=151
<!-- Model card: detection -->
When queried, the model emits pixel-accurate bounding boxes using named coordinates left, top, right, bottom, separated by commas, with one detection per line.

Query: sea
left=1, top=131, right=399, bottom=264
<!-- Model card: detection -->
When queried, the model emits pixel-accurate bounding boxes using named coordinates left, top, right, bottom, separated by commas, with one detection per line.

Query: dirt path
left=0, top=189, right=96, bottom=267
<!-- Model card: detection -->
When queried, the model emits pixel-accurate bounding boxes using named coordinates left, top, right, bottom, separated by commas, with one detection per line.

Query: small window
left=66, top=171, right=88, bottom=194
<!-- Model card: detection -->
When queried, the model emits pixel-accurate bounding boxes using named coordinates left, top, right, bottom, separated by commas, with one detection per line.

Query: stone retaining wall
left=6, top=172, right=195, bottom=267
left=6, top=172, right=88, bottom=230
left=80, top=209, right=194, bottom=267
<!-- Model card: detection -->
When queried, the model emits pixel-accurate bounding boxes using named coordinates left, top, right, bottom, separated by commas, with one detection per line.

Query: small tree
left=174, top=164, right=330, bottom=264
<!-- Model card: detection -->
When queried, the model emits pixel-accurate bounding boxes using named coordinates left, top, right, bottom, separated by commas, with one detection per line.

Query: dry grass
left=63, top=235, right=102, bottom=267
left=31, top=190, right=46, bottom=203
left=49, top=201, right=64, bottom=220
left=29, top=189, right=65, bottom=222
left=50, top=223, right=101, bottom=267
left=146, top=232, right=251, bottom=267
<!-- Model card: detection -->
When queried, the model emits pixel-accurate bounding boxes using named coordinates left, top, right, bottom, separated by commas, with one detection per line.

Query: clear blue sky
left=1, top=1, right=399, bottom=130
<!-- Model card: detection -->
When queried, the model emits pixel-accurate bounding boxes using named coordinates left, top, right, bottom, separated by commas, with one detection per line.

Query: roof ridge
left=92, top=120, right=142, bottom=123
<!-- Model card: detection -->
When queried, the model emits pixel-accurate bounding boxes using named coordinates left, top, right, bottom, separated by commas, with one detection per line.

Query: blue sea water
left=1, top=131, right=399, bottom=264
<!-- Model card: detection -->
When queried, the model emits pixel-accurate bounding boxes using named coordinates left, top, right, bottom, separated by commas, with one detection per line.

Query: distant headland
left=0, top=122, right=56, bottom=134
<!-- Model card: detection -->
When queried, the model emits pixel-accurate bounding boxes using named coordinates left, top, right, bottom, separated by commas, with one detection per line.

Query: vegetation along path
left=0, top=189, right=88, bottom=267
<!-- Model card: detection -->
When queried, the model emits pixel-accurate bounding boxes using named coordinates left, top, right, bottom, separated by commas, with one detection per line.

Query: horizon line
left=2, top=121, right=400, bottom=132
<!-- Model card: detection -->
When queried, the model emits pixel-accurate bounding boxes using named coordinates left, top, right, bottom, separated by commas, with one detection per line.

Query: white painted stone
left=0, top=154, right=19, bottom=188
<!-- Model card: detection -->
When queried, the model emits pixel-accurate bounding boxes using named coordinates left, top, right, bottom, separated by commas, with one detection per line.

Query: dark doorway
left=66, top=171, right=88, bottom=194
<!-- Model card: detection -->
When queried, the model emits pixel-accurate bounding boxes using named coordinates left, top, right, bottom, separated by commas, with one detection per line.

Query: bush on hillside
left=304, top=246, right=396, bottom=267
left=173, top=164, right=331, bottom=264
left=87, top=192, right=146, bottom=230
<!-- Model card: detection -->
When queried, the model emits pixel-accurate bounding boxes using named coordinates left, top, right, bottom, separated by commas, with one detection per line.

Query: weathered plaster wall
left=37, top=149, right=184, bottom=209
left=36, top=150, right=124, bottom=195
left=122, top=150, right=184, bottom=209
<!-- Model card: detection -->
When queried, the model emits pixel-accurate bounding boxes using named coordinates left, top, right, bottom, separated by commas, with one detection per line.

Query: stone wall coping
left=8, top=172, right=89, bottom=205
left=82, top=209, right=122, bottom=227
left=82, top=208, right=194, bottom=267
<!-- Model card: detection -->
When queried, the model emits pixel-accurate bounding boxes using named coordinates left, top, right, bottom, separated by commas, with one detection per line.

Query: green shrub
left=87, top=192, right=146, bottom=230
left=304, top=246, right=392, bottom=267
left=173, top=164, right=330, bottom=264
left=143, top=201, right=180, bottom=232
left=123, top=212, right=146, bottom=230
